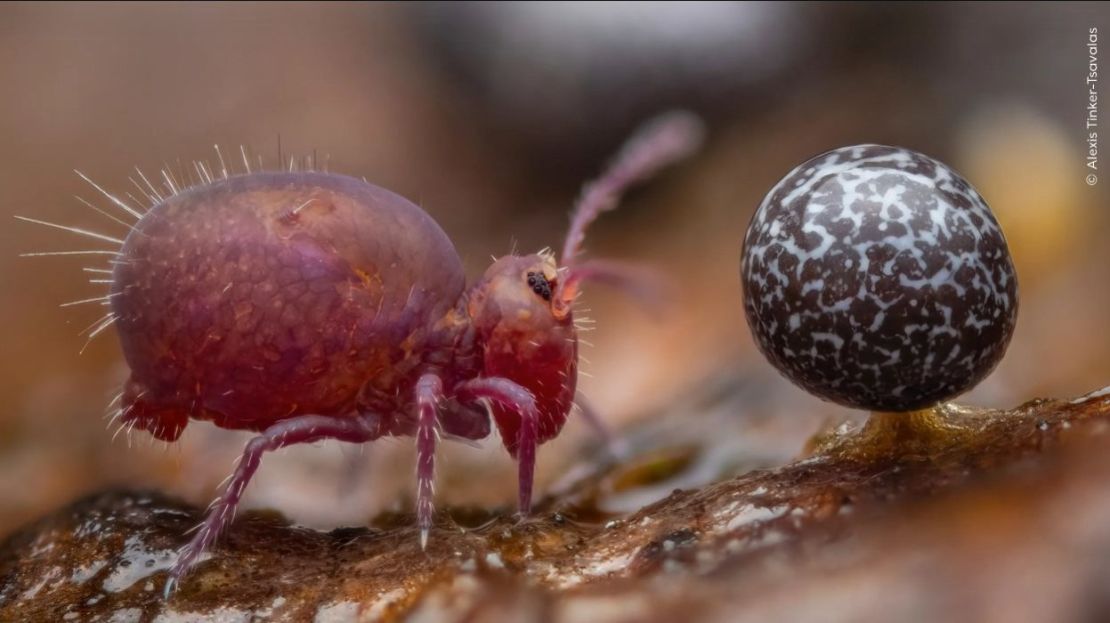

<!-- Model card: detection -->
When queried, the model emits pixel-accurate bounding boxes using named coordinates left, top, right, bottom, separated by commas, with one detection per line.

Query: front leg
left=165, top=414, right=377, bottom=597
left=455, top=377, right=538, bottom=515
left=414, top=373, right=443, bottom=549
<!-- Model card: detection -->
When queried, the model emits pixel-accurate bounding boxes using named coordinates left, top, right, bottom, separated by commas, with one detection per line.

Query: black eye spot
left=526, top=271, right=552, bottom=301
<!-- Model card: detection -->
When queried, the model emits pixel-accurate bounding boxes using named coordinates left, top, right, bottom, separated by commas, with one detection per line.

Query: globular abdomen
left=111, top=172, right=465, bottom=440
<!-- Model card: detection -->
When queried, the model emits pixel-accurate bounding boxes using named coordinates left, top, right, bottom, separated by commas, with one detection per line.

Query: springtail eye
left=526, top=271, right=552, bottom=301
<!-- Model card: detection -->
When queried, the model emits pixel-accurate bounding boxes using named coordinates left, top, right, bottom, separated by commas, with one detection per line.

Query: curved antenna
left=560, top=110, right=704, bottom=266
left=553, top=111, right=704, bottom=318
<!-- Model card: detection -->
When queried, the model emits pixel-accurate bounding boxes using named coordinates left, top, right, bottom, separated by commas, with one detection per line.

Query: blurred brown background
left=0, top=2, right=1107, bottom=538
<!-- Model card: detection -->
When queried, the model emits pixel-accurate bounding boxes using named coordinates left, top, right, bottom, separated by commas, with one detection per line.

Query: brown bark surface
left=3, top=384, right=1110, bottom=622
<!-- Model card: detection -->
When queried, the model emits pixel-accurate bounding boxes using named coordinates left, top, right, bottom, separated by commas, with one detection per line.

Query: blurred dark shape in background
left=0, top=2, right=1106, bottom=540
left=410, top=2, right=812, bottom=177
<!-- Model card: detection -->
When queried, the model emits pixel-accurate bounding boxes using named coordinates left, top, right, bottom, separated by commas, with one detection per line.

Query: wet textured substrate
left=3, top=383, right=1110, bottom=622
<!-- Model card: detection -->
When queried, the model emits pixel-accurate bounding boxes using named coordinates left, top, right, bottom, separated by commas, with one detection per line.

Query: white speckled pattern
left=741, top=145, right=1018, bottom=411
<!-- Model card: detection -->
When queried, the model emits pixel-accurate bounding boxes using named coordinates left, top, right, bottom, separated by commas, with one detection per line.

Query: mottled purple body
left=113, top=172, right=485, bottom=441
left=111, top=171, right=585, bottom=588
left=742, top=145, right=1018, bottom=411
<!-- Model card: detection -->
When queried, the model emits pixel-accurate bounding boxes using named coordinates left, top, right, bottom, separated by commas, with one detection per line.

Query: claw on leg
left=162, top=576, right=176, bottom=601
left=163, top=414, right=376, bottom=597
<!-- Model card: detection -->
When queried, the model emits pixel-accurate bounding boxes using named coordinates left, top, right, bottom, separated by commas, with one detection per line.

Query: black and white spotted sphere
left=741, top=145, right=1018, bottom=412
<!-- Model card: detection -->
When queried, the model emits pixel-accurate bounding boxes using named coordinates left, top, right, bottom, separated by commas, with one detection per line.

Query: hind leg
left=414, top=373, right=443, bottom=549
left=165, top=414, right=377, bottom=597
